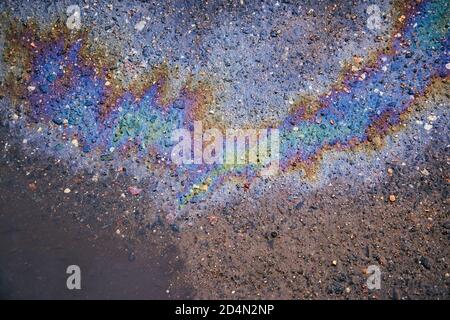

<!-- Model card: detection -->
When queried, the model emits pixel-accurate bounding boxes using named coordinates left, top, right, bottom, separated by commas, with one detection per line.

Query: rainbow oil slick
left=0, top=0, right=449, bottom=211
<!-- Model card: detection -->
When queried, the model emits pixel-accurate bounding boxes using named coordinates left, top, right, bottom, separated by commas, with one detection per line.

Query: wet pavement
left=0, top=0, right=448, bottom=299
left=0, top=140, right=192, bottom=299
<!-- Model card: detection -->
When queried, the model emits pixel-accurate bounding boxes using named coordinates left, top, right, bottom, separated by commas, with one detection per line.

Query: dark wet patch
left=0, top=136, right=193, bottom=299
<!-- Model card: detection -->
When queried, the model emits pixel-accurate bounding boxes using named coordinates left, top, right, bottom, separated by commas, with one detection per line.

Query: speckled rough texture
left=0, top=0, right=448, bottom=299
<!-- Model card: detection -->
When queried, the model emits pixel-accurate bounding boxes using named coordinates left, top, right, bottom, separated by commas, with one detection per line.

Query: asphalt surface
left=0, top=0, right=448, bottom=299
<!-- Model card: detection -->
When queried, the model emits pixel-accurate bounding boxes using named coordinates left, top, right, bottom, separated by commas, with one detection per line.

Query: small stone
left=82, top=144, right=91, bottom=153
left=387, top=168, right=394, bottom=176
left=270, top=231, right=278, bottom=238
left=270, top=30, right=279, bottom=38
left=446, top=63, right=450, bottom=70
left=128, top=186, right=143, bottom=196
left=389, top=195, right=396, bottom=202
left=424, top=123, right=432, bottom=131
left=332, top=260, right=337, bottom=266
left=419, top=256, right=431, bottom=270
left=52, top=118, right=63, bottom=125
left=63, top=188, right=71, bottom=194
left=135, top=20, right=146, bottom=31
left=71, top=139, right=79, bottom=147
